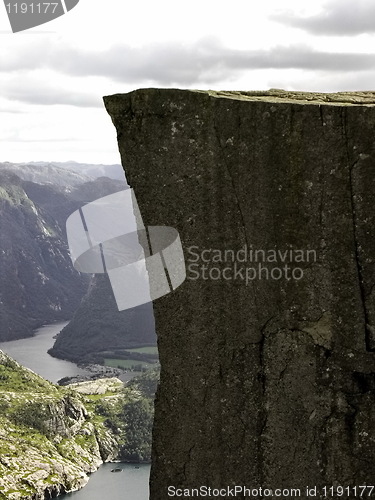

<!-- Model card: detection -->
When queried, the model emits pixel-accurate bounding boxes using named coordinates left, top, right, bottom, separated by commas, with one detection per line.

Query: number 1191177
left=5, top=3, right=59, bottom=14
left=322, top=485, right=374, bottom=497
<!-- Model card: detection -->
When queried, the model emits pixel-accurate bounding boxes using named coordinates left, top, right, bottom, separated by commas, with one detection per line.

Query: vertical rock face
left=104, top=89, right=375, bottom=497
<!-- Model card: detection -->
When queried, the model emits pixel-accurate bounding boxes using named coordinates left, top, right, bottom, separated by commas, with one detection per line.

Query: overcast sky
left=1, top=0, right=375, bottom=164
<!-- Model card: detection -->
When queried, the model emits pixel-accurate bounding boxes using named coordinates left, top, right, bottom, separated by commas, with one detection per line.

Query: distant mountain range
left=0, top=161, right=156, bottom=361
left=0, top=162, right=93, bottom=187
left=16, top=160, right=127, bottom=181
left=0, top=162, right=125, bottom=340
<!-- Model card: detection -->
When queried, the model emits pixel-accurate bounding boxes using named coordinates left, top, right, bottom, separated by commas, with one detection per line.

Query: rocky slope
left=0, top=170, right=88, bottom=340
left=0, top=350, right=121, bottom=499
left=0, top=350, right=156, bottom=499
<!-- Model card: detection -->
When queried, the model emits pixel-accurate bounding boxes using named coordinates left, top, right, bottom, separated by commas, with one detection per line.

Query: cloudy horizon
left=1, top=0, right=375, bottom=164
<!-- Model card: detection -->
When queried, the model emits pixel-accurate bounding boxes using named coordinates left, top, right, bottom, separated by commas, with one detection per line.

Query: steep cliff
left=0, top=170, right=88, bottom=340
left=104, top=89, right=375, bottom=498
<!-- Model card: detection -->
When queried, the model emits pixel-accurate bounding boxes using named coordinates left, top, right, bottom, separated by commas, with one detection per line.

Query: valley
left=0, top=161, right=157, bottom=364
left=0, top=348, right=156, bottom=499
left=0, top=161, right=159, bottom=498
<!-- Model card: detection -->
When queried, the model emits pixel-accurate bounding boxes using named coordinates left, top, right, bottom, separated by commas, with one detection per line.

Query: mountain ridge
left=0, top=165, right=127, bottom=341
left=10, top=161, right=126, bottom=182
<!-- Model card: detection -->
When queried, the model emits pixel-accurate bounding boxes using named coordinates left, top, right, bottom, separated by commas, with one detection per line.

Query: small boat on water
left=111, top=468, right=123, bottom=473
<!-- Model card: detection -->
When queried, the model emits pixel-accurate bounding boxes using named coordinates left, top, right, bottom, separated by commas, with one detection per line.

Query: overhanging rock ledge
left=104, top=89, right=375, bottom=499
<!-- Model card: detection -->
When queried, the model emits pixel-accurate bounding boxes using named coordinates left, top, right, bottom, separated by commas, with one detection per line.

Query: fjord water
left=0, top=322, right=92, bottom=383
left=0, top=321, right=151, bottom=498
left=60, top=463, right=150, bottom=499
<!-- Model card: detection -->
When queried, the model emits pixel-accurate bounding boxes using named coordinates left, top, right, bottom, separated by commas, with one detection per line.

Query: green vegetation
left=102, top=345, right=159, bottom=371
left=48, top=273, right=157, bottom=364
left=0, top=355, right=52, bottom=392
left=121, top=397, right=154, bottom=462
left=0, top=186, right=13, bottom=203
left=0, top=184, right=29, bottom=205
left=119, top=367, right=159, bottom=462
left=126, top=346, right=159, bottom=355
left=0, top=351, right=160, bottom=498
left=104, top=358, right=154, bottom=371
left=127, top=367, right=160, bottom=398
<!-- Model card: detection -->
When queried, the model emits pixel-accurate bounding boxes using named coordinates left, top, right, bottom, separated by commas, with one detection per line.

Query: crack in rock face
left=104, top=89, right=375, bottom=498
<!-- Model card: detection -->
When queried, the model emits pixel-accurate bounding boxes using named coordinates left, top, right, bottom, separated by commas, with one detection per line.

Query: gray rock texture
left=104, top=89, right=375, bottom=498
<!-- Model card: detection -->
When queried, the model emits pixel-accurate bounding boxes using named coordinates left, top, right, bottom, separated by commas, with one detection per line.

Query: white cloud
left=273, top=0, right=375, bottom=36
left=1, top=0, right=375, bottom=163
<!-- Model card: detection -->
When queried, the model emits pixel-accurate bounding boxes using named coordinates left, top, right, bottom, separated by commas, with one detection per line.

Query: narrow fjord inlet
left=0, top=162, right=156, bottom=498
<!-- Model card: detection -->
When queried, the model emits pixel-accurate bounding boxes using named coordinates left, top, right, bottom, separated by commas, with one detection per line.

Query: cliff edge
left=104, top=89, right=375, bottom=498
